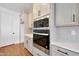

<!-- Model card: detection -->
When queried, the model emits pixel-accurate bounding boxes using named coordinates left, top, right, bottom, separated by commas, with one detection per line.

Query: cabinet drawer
left=33, top=46, right=48, bottom=56
left=51, top=45, right=79, bottom=56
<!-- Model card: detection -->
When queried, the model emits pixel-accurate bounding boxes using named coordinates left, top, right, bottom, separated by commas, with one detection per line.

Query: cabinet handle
left=57, top=49, right=69, bottom=55
left=27, top=40, right=28, bottom=44
left=37, top=53, right=41, bottom=56
left=38, top=10, right=41, bottom=16
left=72, top=14, right=75, bottom=22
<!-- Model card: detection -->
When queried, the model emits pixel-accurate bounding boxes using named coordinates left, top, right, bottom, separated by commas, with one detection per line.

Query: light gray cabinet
left=55, top=3, right=79, bottom=26
left=51, top=45, right=79, bottom=56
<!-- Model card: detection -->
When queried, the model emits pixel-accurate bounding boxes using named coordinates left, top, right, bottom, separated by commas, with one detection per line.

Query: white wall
left=0, top=7, right=20, bottom=47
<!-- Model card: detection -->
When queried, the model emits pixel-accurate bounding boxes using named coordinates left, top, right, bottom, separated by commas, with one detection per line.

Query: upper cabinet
left=55, top=3, right=79, bottom=26
left=28, top=10, right=33, bottom=28
left=40, top=3, right=50, bottom=16
left=33, top=3, right=50, bottom=20
left=33, top=3, right=41, bottom=20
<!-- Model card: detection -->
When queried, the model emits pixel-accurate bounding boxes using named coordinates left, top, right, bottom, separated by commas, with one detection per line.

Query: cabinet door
left=24, top=36, right=28, bottom=49
left=33, top=46, right=48, bottom=56
left=75, top=3, right=79, bottom=24
left=33, top=3, right=41, bottom=20
left=28, top=11, right=33, bottom=28
left=41, top=3, right=50, bottom=16
left=55, top=3, right=74, bottom=26
left=28, top=38, right=32, bottom=53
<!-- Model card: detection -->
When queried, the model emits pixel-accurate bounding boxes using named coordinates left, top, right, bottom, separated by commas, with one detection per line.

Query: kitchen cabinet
left=24, top=37, right=28, bottom=49
left=28, top=38, right=33, bottom=53
left=40, top=3, right=50, bottom=16
left=24, top=36, right=33, bottom=53
left=51, top=44, right=79, bottom=56
left=33, top=3, right=41, bottom=20
left=28, top=11, right=33, bottom=28
left=33, top=3, right=50, bottom=20
left=33, top=46, right=48, bottom=56
left=55, top=3, right=79, bottom=26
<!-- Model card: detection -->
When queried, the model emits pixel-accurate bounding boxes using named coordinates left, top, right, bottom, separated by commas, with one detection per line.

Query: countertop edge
left=50, top=42, right=79, bottom=54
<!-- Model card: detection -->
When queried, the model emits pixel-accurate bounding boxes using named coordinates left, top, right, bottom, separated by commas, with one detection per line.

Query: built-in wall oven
left=33, top=16, right=50, bottom=55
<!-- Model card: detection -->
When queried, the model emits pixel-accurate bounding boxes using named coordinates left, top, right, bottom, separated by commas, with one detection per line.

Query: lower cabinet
left=24, top=36, right=33, bottom=53
left=51, top=45, right=79, bottom=56
left=27, top=38, right=33, bottom=53
left=33, top=46, right=48, bottom=56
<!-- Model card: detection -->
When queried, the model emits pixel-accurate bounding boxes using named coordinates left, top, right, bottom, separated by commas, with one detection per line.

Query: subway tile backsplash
left=55, top=26, right=79, bottom=43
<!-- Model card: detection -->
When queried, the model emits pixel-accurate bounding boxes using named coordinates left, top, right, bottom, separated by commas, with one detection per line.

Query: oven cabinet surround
left=51, top=44, right=79, bottom=56
left=55, top=3, right=79, bottom=26
left=24, top=35, right=33, bottom=53
left=33, top=46, right=48, bottom=56
left=33, top=3, right=50, bottom=20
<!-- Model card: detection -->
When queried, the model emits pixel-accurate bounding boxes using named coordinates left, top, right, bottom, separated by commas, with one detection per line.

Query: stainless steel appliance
left=33, top=17, right=50, bottom=55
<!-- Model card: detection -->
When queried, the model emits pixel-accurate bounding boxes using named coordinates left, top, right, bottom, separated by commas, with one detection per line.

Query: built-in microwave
left=34, top=18, right=49, bottom=28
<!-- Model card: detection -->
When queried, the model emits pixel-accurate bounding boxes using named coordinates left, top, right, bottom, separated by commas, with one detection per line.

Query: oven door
left=33, top=32, right=50, bottom=55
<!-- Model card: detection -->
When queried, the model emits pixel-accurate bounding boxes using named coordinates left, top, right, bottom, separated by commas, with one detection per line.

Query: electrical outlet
left=71, top=30, right=76, bottom=36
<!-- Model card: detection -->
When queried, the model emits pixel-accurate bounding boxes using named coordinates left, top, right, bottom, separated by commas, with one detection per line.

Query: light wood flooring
left=0, top=43, right=32, bottom=56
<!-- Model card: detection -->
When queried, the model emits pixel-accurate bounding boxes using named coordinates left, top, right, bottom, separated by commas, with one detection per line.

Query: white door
left=0, top=12, right=19, bottom=47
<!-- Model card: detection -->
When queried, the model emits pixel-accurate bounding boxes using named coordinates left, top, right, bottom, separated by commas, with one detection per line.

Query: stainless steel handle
left=12, top=32, right=15, bottom=34
left=57, top=49, right=69, bottom=55
left=37, top=53, right=41, bottom=56
left=27, top=40, right=28, bottom=44
left=33, top=32, right=49, bottom=36
left=72, top=14, right=75, bottom=22
left=38, top=10, right=41, bottom=16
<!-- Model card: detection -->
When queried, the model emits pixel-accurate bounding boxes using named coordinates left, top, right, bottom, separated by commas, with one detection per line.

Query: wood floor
left=0, top=43, right=32, bottom=56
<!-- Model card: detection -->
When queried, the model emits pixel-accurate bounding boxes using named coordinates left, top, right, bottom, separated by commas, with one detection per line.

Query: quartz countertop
left=51, top=41, right=79, bottom=53
left=24, top=34, right=33, bottom=38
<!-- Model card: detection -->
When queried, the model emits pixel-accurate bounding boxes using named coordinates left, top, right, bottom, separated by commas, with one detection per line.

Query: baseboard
left=0, top=43, right=15, bottom=48
left=0, top=41, right=24, bottom=48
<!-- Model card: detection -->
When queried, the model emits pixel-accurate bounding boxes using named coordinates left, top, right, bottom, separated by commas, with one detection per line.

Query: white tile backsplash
left=55, top=26, right=79, bottom=43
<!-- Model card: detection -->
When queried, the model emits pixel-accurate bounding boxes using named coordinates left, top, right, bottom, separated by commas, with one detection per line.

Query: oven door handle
left=33, top=32, right=49, bottom=36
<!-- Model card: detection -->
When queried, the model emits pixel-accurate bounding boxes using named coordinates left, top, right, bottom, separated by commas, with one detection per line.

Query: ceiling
left=0, top=3, right=33, bottom=13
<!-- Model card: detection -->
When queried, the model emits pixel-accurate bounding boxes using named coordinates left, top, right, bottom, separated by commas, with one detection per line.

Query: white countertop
left=24, top=34, right=33, bottom=38
left=51, top=41, right=79, bottom=53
